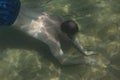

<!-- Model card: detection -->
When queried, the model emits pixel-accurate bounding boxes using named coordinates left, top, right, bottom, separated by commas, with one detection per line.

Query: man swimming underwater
left=0, top=0, right=98, bottom=65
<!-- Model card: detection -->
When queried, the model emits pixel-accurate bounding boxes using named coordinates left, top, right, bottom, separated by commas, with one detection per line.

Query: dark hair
left=61, top=20, right=79, bottom=36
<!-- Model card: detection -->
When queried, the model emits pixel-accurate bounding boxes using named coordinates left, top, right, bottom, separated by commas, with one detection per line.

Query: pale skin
left=13, top=8, right=98, bottom=65
left=46, top=35, right=97, bottom=65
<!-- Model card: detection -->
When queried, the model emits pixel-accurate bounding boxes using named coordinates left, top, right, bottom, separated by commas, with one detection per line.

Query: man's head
left=61, top=20, right=79, bottom=37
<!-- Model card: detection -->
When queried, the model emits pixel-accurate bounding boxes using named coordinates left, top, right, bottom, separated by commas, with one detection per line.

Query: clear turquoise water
left=0, top=0, right=120, bottom=80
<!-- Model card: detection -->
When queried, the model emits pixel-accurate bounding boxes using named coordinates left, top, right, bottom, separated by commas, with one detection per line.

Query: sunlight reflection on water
left=0, top=0, right=120, bottom=80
